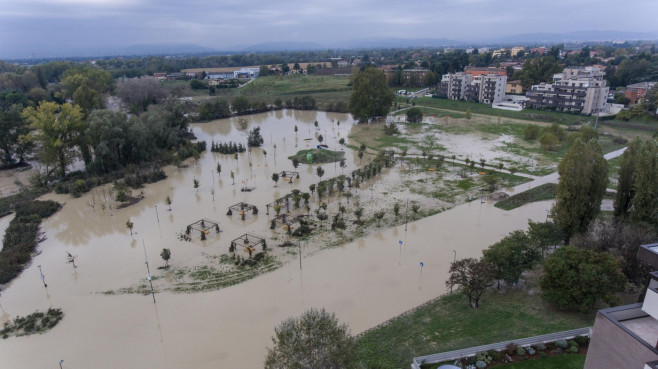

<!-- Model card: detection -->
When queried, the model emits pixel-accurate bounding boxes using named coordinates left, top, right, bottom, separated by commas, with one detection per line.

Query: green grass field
left=356, top=289, right=593, bottom=369
left=237, top=75, right=352, bottom=108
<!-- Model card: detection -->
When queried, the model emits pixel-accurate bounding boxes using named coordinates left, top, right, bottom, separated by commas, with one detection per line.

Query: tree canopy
left=540, top=245, right=625, bottom=312
left=446, top=257, right=494, bottom=308
left=615, top=138, right=658, bottom=227
left=22, top=101, right=86, bottom=178
left=552, top=138, right=608, bottom=243
left=265, top=308, right=357, bottom=369
left=348, top=67, right=395, bottom=122
left=519, top=57, right=563, bottom=89
left=482, top=230, right=539, bottom=287
left=406, top=107, right=423, bottom=123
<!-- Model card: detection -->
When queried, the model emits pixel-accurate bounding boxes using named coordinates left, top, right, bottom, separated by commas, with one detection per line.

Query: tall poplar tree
left=552, top=138, right=608, bottom=243
left=348, top=67, right=394, bottom=122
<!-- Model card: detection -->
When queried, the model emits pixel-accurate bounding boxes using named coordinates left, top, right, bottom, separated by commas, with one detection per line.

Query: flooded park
left=0, top=110, right=552, bottom=368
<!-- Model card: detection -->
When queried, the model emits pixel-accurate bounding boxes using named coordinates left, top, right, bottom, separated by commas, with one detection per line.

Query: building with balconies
left=438, top=71, right=506, bottom=104
left=584, top=243, right=658, bottom=369
left=526, top=67, right=609, bottom=115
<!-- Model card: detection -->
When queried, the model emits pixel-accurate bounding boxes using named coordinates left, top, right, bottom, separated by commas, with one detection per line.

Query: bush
left=475, top=360, right=487, bottom=369
left=505, top=343, right=516, bottom=355
left=539, top=352, right=548, bottom=359
left=516, top=346, right=526, bottom=356
left=555, top=339, right=568, bottom=349
left=524, top=125, right=540, bottom=140
left=568, top=346, right=579, bottom=354
left=488, top=350, right=501, bottom=361
left=567, top=340, right=578, bottom=348
left=526, top=347, right=536, bottom=356
left=551, top=348, right=563, bottom=355
left=574, top=336, right=589, bottom=347
left=612, top=136, right=628, bottom=145
left=534, top=342, right=546, bottom=351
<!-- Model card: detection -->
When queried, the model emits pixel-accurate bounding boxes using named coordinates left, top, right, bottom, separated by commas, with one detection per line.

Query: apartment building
left=584, top=243, right=658, bottom=369
left=437, top=69, right=507, bottom=104
left=526, top=67, right=609, bottom=115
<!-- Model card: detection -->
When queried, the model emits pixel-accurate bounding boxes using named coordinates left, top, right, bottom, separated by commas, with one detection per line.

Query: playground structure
left=185, top=218, right=221, bottom=241
left=278, top=171, right=299, bottom=183
left=227, top=202, right=258, bottom=220
left=273, top=213, right=310, bottom=234
left=265, top=195, right=292, bottom=216
left=229, top=233, right=266, bottom=257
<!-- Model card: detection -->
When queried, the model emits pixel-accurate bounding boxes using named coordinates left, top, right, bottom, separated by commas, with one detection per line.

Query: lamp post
left=298, top=237, right=302, bottom=270
left=142, top=240, right=156, bottom=304
left=404, top=198, right=409, bottom=231
left=37, top=265, right=47, bottom=288
left=451, top=250, right=456, bottom=293
left=154, top=205, right=160, bottom=224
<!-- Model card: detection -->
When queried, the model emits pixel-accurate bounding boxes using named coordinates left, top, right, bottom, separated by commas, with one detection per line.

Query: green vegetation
left=349, top=67, right=395, bottom=122
left=356, top=289, right=593, bottom=369
left=238, top=74, right=352, bottom=109
left=288, top=148, right=345, bottom=164
left=1, top=308, right=64, bottom=339
left=495, top=183, right=558, bottom=210
left=0, top=200, right=61, bottom=284
left=495, top=355, right=586, bottom=369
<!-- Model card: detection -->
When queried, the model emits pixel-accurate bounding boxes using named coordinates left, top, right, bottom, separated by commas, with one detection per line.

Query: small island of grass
left=288, top=148, right=345, bottom=164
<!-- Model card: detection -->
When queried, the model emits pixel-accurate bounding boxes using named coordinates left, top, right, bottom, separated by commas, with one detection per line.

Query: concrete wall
left=585, top=310, right=658, bottom=369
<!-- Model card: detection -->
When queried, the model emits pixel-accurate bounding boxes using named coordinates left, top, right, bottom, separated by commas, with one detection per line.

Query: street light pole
left=405, top=198, right=409, bottom=231
left=37, top=265, right=47, bottom=288
left=298, top=237, right=302, bottom=270
left=154, top=205, right=160, bottom=224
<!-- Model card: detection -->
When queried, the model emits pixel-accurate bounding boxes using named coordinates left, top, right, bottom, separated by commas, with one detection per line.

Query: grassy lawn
left=408, top=97, right=590, bottom=126
left=237, top=74, right=352, bottom=108
left=348, top=122, right=415, bottom=150
left=495, top=183, right=558, bottom=210
left=288, top=148, right=345, bottom=164
left=606, top=154, right=623, bottom=181
left=495, top=354, right=586, bottom=369
left=356, top=289, right=594, bottom=369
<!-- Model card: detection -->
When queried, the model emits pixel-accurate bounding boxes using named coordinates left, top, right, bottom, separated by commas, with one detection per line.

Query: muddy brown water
left=0, top=110, right=552, bottom=368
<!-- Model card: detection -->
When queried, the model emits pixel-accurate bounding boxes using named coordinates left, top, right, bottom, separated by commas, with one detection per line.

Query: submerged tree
left=348, top=67, right=395, bottom=122
left=160, top=248, right=171, bottom=267
left=264, top=308, right=357, bottom=369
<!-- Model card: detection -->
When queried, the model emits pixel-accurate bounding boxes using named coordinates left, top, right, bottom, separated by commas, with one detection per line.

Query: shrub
left=505, top=343, right=516, bottom=355
left=567, top=340, right=578, bottom=348
left=539, top=352, right=548, bottom=359
left=568, top=346, right=579, bottom=354
left=534, top=343, right=546, bottom=351
left=526, top=347, right=536, bottom=355
left=488, top=350, right=501, bottom=361
left=555, top=339, right=568, bottom=349
left=574, top=336, right=589, bottom=347
left=524, top=125, right=540, bottom=140
left=475, top=360, right=487, bottom=369
left=612, top=136, right=628, bottom=145
left=516, top=346, right=526, bottom=356
left=552, top=348, right=563, bottom=355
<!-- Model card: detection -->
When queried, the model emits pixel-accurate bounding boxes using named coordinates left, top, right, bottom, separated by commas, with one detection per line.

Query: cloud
left=0, top=0, right=657, bottom=58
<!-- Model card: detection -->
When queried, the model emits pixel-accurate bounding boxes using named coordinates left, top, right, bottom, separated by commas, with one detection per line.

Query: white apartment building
left=526, top=67, right=609, bottom=115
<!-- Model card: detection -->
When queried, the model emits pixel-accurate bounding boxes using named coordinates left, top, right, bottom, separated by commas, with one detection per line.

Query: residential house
left=153, top=72, right=167, bottom=81
left=337, top=60, right=349, bottom=67
left=584, top=243, right=658, bottom=369
left=625, top=82, right=656, bottom=105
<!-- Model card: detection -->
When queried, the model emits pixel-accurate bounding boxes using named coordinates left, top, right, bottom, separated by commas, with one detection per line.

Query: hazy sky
left=1, top=0, right=657, bottom=58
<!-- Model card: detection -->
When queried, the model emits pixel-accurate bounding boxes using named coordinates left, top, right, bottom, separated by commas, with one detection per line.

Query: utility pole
left=404, top=198, right=409, bottom=231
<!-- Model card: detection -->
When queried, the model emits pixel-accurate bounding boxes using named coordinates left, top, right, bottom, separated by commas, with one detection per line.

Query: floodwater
left=0, top=110, right=552, bottom=368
